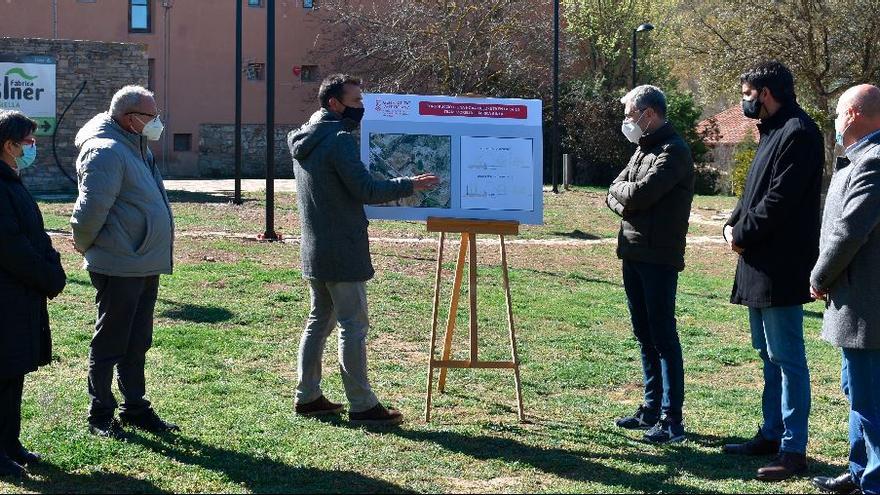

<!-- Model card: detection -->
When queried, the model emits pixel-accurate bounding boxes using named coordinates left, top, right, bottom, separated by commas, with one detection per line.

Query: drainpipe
left=161, top=0, right=173, bottom=174
left=52, top=0, right=58, bottom=38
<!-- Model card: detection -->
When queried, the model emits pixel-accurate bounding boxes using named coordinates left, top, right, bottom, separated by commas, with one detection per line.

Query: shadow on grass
left=158, top=299, right=234, bottom=324
left=128, top=433, right=410, bottom=494
left=553, top=229, right=602, bottom=240
left=315, top=416, right=839, bottom=494
left=165, top=190, right=256, bottom=205
left=519, top=268, right=731, bottom=302
left=13, top=462, right=167, bottom=494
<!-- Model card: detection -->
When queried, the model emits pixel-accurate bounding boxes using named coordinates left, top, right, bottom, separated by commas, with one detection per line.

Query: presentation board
left=361, top=93, right=543, bottom=225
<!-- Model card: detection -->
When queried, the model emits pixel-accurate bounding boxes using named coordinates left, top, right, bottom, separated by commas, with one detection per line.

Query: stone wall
left=198, top=124, right=296, bottom=179
left=0, top=38, right=147, bottom=192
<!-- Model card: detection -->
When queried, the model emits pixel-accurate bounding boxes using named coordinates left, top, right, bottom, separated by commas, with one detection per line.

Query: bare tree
left=312, top=0, right=553, bottom=98
left=663, top=0, right=880, bottom=171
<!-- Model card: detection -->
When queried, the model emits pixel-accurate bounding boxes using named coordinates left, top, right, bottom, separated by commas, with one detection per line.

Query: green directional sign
left=33, top=117, right=56, bottom=136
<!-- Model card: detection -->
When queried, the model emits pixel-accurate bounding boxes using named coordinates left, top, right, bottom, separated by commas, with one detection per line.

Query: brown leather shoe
left=349, top=403, right=404, bottom=426
left=722, top=428, right=781, bottom=456
left=757, top=452, right=808, bottom=481
left=295, top=395, right=344, bottom=416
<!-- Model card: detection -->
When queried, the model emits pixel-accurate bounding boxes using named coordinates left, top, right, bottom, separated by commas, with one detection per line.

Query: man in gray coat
left=810, top=84, right=880, bottom=495
left=71, top=85, right=177, bottom=439
left=288, top=74, right=438, bottom=425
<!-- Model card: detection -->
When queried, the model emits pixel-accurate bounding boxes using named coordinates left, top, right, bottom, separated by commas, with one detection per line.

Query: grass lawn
left=2, top=187, right=848, bottom=494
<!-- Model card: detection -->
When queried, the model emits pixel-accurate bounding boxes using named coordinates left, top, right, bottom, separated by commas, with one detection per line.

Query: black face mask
left=742, top=94, right=763, bottom=119
left=341, top=105, right=365, bottom=130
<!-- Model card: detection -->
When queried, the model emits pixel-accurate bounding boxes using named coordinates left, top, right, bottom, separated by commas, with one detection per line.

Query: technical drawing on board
left=368, top=133, right=452, bottom=208
left=460, top=136, right=534, bottom=211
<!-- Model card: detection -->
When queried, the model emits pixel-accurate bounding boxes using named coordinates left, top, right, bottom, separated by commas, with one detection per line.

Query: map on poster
left=369, top=133, right=452, bottom=208
left=361, top=93, right=543, bottom=224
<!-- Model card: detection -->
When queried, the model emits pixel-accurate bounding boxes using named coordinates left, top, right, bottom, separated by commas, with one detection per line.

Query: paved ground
left=163, top=179, right=297, bottom=193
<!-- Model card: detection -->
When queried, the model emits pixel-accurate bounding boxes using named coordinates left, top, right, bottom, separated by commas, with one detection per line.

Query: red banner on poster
left=418, top=101, right=528, bottom=119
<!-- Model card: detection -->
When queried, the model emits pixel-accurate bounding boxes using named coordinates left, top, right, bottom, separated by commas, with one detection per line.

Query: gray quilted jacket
left=70, top=113, right=174, bottom=277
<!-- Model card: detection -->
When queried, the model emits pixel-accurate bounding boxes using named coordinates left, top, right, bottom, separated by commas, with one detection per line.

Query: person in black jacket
left=606, top=85, right=695, bottom=444
left=720, top=62, right=824, bottom=481
left=0, top=110, right=67, bottom=477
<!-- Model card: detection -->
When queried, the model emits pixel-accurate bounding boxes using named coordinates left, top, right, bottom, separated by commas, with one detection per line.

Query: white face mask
left=621, top=109, right=647, bottom=144
left=134, top=115, right=164, bottom=141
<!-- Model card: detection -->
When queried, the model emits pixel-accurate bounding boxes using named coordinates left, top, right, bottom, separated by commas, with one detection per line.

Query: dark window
left=129, top=0, right=151, bottom=33
left=246, top=62, right=265, bottom=81
left=147, top=58, right=155, bottom=91
left=173, top=134, right=192, bottom=152
left=248, top=0, right=263, bottom=6
left=301, top=65, right=318, bottom=82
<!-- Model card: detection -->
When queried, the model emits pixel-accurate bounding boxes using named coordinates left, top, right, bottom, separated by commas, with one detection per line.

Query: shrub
left=730, top=135, right=757, bottom=196
left=694, top=163, right=722, bottom=195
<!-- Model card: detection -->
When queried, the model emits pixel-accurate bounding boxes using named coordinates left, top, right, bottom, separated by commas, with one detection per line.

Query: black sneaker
left=615, top=405, right=660, bottom=430
left=644, top=416, right=686, bottom=444
left=0, top=455, right=24, bottom=478
left=88, top=417, right=128, bottom=440
left=6, top=446, right=40, bottom=466
left=119, top=409, right=180, bottom=434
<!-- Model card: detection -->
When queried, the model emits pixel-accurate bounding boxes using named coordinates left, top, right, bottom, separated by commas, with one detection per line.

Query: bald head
left=836, top=84, right=880, bottom=148
left=839, top=84, right=880, bottom=118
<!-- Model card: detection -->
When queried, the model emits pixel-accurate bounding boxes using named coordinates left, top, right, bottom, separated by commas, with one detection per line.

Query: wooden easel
left=424, top=217, right=525, bottom=422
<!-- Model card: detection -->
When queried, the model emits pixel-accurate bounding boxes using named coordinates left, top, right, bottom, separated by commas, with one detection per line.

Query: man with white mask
left=606, top=84, right=695, bottom=443
left=71, top=85, right=177, bottom=439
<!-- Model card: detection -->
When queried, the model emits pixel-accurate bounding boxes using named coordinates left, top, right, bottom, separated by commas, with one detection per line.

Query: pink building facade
left=0, top=0, right=332, bottom=176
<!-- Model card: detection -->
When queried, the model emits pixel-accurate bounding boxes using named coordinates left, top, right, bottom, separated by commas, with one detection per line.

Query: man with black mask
left=721, top=61, right=824, bottom=481
left=287, top=74, right=438, bottom=425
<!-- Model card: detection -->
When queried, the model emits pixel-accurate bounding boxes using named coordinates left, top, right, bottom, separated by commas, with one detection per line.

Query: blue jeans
left=842, top=348, right=880, bottom=494
left=749, top=306, right=811, bottom=454
left=622, top=260, right=684, bottom=422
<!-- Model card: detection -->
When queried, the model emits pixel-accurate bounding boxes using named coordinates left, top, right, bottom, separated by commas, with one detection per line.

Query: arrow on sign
left=40, top=121, right=52, bottom=133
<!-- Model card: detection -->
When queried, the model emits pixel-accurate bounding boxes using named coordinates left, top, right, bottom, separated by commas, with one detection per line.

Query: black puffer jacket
left=606, top=122, right=695, bottom=271
left=0, top=160, right=66, bottom=379
left=726, top=104, right=824, bottom=308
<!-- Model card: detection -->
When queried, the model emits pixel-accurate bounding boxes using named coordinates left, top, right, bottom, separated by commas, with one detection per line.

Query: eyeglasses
left=127, top=111, right=160, bottom=119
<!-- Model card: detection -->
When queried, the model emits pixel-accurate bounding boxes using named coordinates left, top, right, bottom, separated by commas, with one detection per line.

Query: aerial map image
left=368, top=133, right=452, bottom=208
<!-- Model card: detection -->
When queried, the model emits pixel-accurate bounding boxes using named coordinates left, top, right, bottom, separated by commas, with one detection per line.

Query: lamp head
left=636, top=23, right=655, bottom=32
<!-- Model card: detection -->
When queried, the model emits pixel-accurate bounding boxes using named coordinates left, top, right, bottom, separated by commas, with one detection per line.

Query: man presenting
left=288, top=74, right=438, bottom=425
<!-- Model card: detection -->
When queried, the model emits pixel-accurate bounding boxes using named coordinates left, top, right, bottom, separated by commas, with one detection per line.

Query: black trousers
left=0, top=375, right=25, bottom=458
left=87, top=273, right=159, bottom=423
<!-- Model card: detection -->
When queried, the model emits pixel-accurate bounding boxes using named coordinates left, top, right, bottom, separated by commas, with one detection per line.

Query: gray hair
left=620, top=85, right=667, bottom=117
left=109, top=85, right=154, bottom=119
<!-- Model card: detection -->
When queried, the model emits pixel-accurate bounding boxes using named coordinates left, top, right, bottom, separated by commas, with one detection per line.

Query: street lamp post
left=552, top=0, right=560, bottom=194
left=631, top=23, right=654, bottom=89
left=262, top=0, right=279, bottom=241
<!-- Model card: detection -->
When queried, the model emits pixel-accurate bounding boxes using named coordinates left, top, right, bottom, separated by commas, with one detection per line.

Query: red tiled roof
left=698, top=105, right=760, bottom=145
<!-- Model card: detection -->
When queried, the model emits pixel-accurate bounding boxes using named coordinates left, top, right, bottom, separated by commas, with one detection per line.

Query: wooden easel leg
left=500, top=235, right=526, bottom=422
left=425, top=232, right=445, bottom=422
left=438, top=233, right=469, bottom=393
left=468, top=232, right=479, bottom=364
